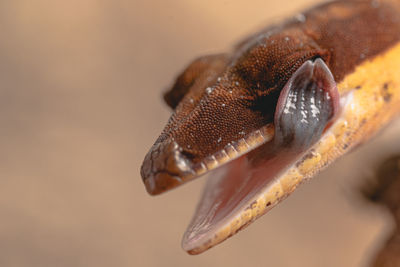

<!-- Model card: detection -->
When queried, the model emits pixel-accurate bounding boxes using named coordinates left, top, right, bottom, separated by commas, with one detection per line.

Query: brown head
left=141, top=24, right=332, bottom=195
left=141, top=0, right=400, bottom=254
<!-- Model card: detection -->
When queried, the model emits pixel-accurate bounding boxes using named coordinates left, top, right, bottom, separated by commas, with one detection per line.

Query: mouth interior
left=182, top=137, right=303, bottom=252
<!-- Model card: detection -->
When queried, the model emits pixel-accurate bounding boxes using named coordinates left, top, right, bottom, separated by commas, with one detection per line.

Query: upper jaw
left=141, top=124, right=275, bottom=195
left=141, top=57, right=338, bottom=196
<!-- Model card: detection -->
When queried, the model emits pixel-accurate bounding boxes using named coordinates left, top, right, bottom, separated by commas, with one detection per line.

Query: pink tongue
left=182, top=144, right=300, bottom=251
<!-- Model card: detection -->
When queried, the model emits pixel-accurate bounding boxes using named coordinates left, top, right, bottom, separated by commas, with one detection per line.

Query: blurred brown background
left=1, top=0, right=400, bottom=266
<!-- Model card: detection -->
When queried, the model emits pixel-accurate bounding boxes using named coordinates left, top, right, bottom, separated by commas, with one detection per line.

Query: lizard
left=141, top=0, right=400, bottom=255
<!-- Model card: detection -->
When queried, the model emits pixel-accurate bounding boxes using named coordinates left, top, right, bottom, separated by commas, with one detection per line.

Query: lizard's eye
left=274, top=57, right=340, bottom=150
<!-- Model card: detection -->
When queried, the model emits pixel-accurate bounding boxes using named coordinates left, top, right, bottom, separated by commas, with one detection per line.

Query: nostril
left=140, top=139, right=196, bottom=195
left=180, top=149, right=196, bottom=161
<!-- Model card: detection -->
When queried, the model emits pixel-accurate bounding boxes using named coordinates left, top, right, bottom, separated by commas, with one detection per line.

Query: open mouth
left=141, top=94, right=353, bottom=254
left=181, top=93, right=351, bottom=254
left=140, top=0, right=400, bottom=253
left=141, top=57, right=352, bottom=253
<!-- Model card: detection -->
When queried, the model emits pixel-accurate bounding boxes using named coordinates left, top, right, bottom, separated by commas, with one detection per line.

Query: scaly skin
left=141, top=0, right=400, bottom=255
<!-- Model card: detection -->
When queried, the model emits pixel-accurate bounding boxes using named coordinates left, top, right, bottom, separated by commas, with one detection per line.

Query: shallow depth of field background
left=1, top=1, right=400, bottom=266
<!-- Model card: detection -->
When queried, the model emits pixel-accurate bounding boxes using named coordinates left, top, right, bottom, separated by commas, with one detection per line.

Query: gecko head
left=139, top=0, right=400, bottom=254
left=140, top=32, right=342, bottom=255
left=140, top=43, right=344, bottom=254
left=140, top=33, right=338, bottom=195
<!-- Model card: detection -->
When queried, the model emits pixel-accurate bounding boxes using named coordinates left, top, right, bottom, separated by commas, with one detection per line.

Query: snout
left=141, top=140, right=196, bottom=195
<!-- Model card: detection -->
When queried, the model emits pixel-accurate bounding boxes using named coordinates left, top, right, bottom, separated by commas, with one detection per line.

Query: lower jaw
left=181, top=90, right=380, bottom=254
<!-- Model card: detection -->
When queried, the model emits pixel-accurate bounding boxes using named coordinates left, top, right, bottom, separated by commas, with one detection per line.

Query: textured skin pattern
left=141, top=0, right=400, bottom=194
left=159, top=0, right=400, bottom=158
left=163, top=54, right=229, bottom=109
